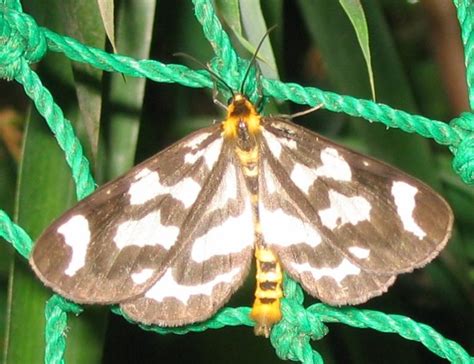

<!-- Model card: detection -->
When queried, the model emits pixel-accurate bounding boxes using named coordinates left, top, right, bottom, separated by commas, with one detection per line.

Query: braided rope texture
left=0, top=0, right=473, bottom=363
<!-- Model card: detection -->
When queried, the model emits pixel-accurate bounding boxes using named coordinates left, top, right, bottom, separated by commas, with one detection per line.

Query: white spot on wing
left=191, top=200, right=254, bottom=263
left=57, top=215, right=90, bottom=276
left=348, top=246, right=370, bottom=259
left=290, top=148, right=352, bottom=195
left=128, top=170, right=201, bottom=208
left=145, top=267, right=241, bottom=304
left=279, top=137, right=297, bottom=150
left=184, top=149, right=204, bottom=165
left=262, top=129, right=282, bottom=159
left=209, top=164, right=238, bottom=212
left=114, top=211, right=179, bottom=250
left=171, top=178, right=202, bottom=208
left=184, top=132, right=212, bottom=149
left=316, top=148, right=352, bottom=181
left=290, top=163, right=316, bottom=194
left=259, top=203, right=321, bottom=248
left=203, top=138, right=223, bottom=169
left=263, top=162, right=278, bottom=194
left=291, top=259, right=361, bottom=284
left=129, top=169, right=161, bottom=205
left=135, top=168, right=152, bottom=179
left=131, top=268, right=154, bottom=284
left=184, top=138, right=222, bottom=169
left=319, top=190, right=371, bottom=229
left=391, top=181, right=426, bottom=239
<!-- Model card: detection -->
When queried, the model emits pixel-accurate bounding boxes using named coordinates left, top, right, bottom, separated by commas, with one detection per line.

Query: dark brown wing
left=30, top=125, right=228, bottom=303
left=121, top=150, right=255, bottom=325
left=258, top=117, right=452, bottom=304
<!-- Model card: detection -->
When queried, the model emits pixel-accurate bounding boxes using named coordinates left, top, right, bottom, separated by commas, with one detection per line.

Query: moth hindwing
left=30, top=93, right=453, bottom=336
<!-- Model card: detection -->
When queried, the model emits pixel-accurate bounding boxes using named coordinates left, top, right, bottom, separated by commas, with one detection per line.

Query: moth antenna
left=173, top=52, right=235, bottom=99
left=239, top=25, right=278, bottom=95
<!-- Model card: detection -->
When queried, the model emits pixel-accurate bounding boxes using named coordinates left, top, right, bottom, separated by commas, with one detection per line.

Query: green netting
left=0, top=0, right=473, bottom=363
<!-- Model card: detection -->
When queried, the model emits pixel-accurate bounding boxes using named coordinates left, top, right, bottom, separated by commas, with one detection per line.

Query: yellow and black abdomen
left=250, top=242, right=283, bottom=337
left=236, top=143, right=283, bottom=337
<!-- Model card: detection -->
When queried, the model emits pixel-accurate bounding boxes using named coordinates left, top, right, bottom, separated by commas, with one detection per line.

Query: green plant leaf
left=59, top=1, right=105, bottom=163
left=105, top=0, right=157, bottom=180
left=97, top=0, right=117, bottom=53
left=4, top=94, right=75, bottom=363
left=339, top=0, right=376, bottom=99
left=215, top=0, right=242, bottom=35
left=238, top=0, right=278, bottom=79
left=0, top=139, right=16, bottom=358
left=297, top=0, right=438, bottom=184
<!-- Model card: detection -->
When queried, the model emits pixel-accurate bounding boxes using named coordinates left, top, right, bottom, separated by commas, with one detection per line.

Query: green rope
left=192, top=0, right=258, bottom=101
left=309, top=305, right=474, bottom=363
left=0, top=0, right=21, bottom=12
left=263, top=79, right=465, bottom=146
left=454, top=0, right=474, bottom=109
left=0, top=0, right=472, bottom=363
left=0, top=210, right=31, bottom=258
left=14, top=61, right=96, bottom=199
left=193, top=0, right=239, bottom=74
left=44, top=296, right=83, bottom=364
left=114, top=306, right=254, bottom=335
left=0, top=4, right=46, bottom=79
left=452, top=1, right=474, bottom=183
left=0, top=5, right=95, bottom=199
left=45, top=28, right=213, bottom=90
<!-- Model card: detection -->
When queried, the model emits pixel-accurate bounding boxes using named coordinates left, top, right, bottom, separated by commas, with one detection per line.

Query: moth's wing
left=30, top=125, right=226, bottom=303
left=121, top=152, right=255, bottom=326
left=258, top=118, right=453, bottom=305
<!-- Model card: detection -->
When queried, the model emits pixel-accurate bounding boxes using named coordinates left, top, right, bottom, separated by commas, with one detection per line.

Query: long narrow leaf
left=106, top=0, right=157, bottom=179
left=59, top=1, right=105, bottom=163
left=339, top=0, right=375, bottom=99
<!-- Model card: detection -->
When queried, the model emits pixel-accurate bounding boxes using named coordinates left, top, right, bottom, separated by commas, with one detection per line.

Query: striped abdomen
left=250, top=242, right=283, bottom=337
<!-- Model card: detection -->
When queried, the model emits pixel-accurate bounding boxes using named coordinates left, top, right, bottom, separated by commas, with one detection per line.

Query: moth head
left=221, top=94, right=261, bottom=147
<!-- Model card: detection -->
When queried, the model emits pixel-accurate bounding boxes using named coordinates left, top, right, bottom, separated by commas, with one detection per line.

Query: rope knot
left=450, top=112, right=474, bottom=184
left=0, top=6, right=47, bottom=80
left=209, top=55, right=261, bottom=104
left=270, top=298, right=328, bottom=363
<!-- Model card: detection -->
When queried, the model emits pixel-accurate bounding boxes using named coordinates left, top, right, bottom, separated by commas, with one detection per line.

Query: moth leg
left=277, top=103, right=324, bottom=120
left=212, top=86, right=228, bottom=110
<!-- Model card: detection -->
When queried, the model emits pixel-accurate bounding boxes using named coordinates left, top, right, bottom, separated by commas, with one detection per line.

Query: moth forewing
left=119, top=146, right=256, bottom=326
left=258, top=117, right=453, bottom=305
left=30, top=125, right=225, bottom=304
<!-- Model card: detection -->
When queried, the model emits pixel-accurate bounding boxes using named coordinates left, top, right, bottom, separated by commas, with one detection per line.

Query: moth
left=30, top=92, right=453, bottom=337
